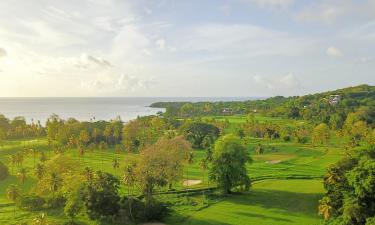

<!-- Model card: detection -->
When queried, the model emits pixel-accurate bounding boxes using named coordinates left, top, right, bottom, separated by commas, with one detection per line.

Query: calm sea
left=0, top=97, right=257, bottom=124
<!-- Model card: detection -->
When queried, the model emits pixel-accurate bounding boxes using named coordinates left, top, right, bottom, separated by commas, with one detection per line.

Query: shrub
left=17, top=194, right=45, bottom=211
left=145, top=200, right=170, bottom=221
left=120, top=197, right=146, bottom=222
left=283, top=135, right=291, bottom=142
left=45, top=195, right=66, bottom=209
left=0, top=161, right=9, bottom=181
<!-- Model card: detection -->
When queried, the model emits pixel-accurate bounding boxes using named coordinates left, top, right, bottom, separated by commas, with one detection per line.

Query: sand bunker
left=183, top=179, right=202, bottom=187
left=266, top=160, right=282, bottom=164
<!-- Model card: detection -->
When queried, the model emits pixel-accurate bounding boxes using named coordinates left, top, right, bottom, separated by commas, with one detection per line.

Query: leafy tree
left=312, top=123, right=330, bottom=145
left=210, top=135, right=252, bottom=194
left=135, top=136, right=191, bottom=203
left=182, top=122, right=220, bottom=148
left=319, top=147, right=375, bottom=224
left=82, top=171, right=120, bottom=221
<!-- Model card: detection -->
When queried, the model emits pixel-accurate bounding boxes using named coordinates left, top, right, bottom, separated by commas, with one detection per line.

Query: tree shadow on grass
left=225, top=190, right=323, bottom=217
left=165, top=211, right=232, bottom=225
left=234, top=212, right=292, bottom=222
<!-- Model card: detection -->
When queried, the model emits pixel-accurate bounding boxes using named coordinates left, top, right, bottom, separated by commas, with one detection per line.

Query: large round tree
left=210, top=134, right=251, bottom=194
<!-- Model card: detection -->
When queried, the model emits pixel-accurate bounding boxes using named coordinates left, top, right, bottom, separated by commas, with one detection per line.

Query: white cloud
left=249, top=0, right=294, bottom=9
left=295, top=3, right=344, bottom=24
left=326, top=47, right=343, bottom=57
left=0, top=48, right=6, bottom=58
left=253, top=73, right=301, bottom=95
left=156, top=38, right=166, bottom=49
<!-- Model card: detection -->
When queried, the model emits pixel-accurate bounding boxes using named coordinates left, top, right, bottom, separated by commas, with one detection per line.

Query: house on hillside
left=328, top=95, right=341, bottom=105
left=222, top=108, right=232, bottom=114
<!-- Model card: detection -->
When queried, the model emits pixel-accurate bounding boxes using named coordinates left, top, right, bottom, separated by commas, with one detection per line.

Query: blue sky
left=0, top=0, right=374, bottom=97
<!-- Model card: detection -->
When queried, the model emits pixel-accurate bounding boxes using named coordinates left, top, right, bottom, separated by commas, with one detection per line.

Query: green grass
left=166, top=179, right=324, bottom=225
left=0, top=115, right=345, bottom=225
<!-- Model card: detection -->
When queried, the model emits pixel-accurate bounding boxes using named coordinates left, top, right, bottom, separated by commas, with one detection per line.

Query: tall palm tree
left=30, top=149, right=38, bottom=168
left=17, top=168, right=27, bottom=185
left=49, top=172, right=62, bottom=204
left=78, top=145, right=85, bottom=163
left=16, top=152, right=24, bottom=168
left=34, top=163, right=45, bottom=180
left=9, top=155, right=17, bottom=175
left=112, top=158, right=120, bottom=176
left=103, top=125, right=112, bottom=145
left=39, top=151, right=47, bottom=163
left=123, top=163, right=136, bottom=222
left=83, top=167, right=93, bottom=184
left=32, top=213, right=49, bottom=225
left=123, top=164, right=136, bottom=195
left=6, top=184, right=20, bottom=216
left=199, top=159, right=208, bottom=186
left=186, top=151, right=194, bottom=194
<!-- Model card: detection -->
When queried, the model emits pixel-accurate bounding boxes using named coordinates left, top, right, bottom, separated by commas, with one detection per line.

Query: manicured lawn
left=166, top=179, right=325, bottom=225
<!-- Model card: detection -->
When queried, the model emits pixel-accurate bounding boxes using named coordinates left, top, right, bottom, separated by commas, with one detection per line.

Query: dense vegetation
left=0, top=84, right=374, bottom=225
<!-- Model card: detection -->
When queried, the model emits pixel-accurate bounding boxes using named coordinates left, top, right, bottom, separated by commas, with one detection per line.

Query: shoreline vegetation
left=0, top=84, right=374, bottom=225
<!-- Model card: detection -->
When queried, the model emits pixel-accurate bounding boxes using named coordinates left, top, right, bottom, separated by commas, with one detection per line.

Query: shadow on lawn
left=235, top=212, right=292, bottom=222
left=226, top=189, right=323, bottom=217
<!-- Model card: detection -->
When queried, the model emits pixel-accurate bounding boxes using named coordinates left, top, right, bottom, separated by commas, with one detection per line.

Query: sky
left=0, top=0, right=374, bottom=97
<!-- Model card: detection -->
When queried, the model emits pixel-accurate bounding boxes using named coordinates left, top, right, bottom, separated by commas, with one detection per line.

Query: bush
left=283, top=135, right=291, bottom=142
left=120, top=197, right=146, bottom=222
left=145, top=200, right=169, bottom=221
left=17, top=194, right=45, bottom=211
left=45, top=195, right=66, bottom=209
left=0, top=161, right=9, bottom=181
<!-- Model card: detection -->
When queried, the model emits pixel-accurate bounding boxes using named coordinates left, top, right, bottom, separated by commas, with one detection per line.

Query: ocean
left=0, top=97, right=257, bottom=124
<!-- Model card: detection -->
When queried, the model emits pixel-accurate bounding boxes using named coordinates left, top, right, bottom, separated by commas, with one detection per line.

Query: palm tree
left=6, top=184, right=20, bottom=216
left=78, top=145, right=85, bottom=163
left=83, top=167, right=93, bottom=184
left=199, top=159, right=208, bottom=186
left=9, top=155, right=17, bottom=175
left=325, top=167, right=340, bottom=185
left=17, top=168, right=27, bottom=185
left=112, top=158, right=120, bottom=176
left=186, top=151, right=194, bottom=193
left=123, top=163, right=136, bottom=195
left=32, top=213, right=49, bottom=225
left=318, top=197, right=332, bottom=220
left=92, top=128, right=100, bottom=144
left=123, top=163, right=136, bottom=222
left=34, top=163, right=45, bottom=180
left=49, top=172, right=62, bottom=204
left=99, top=141, right=107, bottom=166
left=30, top=148, right=38, bottom=168
left=16, top=152, right=24, bottom=168
left=103, top=125, right=112, bottom=145
left=39, top=151, right=47, bottom=163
